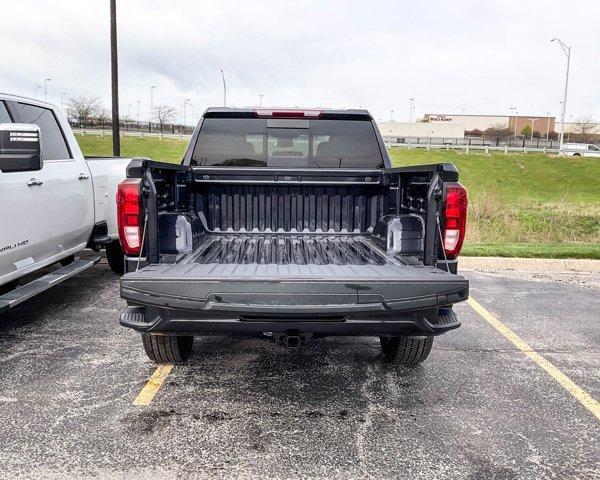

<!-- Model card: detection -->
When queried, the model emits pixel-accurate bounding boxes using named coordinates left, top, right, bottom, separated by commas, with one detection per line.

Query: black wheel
left=379, top=336, right=434, bottom=365
left=106, top=241, right=125, bottom=275
left=573, top=153, right=581, bottom=157
left=141, top=333, right=194, bottom=363
left=59, top=255, right=75, bottom=267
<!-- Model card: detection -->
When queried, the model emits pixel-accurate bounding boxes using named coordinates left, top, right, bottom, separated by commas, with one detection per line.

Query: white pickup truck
left=0, top=93, right=131, bottom=313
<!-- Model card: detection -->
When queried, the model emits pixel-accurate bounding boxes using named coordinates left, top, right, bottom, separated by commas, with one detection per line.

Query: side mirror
left=0, top=123, right=42, bottom=173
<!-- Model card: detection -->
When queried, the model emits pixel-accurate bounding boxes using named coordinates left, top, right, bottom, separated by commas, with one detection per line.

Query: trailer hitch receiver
left=273, top=333, right=313, bottom=349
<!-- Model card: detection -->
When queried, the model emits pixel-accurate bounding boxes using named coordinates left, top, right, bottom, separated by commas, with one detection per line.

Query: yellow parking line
left=132, top=364, right=174, bottom=406
left=467, top=297, right=600, bottom=421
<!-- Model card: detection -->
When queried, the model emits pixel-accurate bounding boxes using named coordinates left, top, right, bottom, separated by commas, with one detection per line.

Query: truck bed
left=189, top=233, right=386, bottom=266
left=121, top=233, right=468, bottom=315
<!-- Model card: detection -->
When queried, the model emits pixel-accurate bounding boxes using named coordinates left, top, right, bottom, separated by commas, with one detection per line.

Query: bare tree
left=484, top=122, right=512, bottom=146
left=153, top=105, right=176, bottom=133
left=66, top=95, right=101, bottom=128
left=94, top=109, right=111, bottom=128
left=570, top=116, right=598, bottom=143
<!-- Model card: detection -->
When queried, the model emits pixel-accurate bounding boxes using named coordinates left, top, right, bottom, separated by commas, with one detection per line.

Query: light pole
left=150, top=85, right=156, bottom=123
left=509, top=107, right=516, bottom=138
left=183, top=98, right=190, bottom=126
left=528, top=118, right=538, bottom=140
left=44, top=78, right=51, bottom=100
left=136, top=100, right=140, bottom=126
left=220, top=69, right=227, bottom=107
left=409, top=97, right=414, bottom=122
left=259, top=93, right=263, bottom=107
left=510, top=107, right=518, bottom=138
left=390, top=109, right=394, bottom=122
left=551, top=37, right=570, bottom=154
left=546, top=112, right=551, bottom=141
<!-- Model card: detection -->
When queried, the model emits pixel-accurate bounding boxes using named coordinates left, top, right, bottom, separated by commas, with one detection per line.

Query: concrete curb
left=460, top=256, right=600, bottom=273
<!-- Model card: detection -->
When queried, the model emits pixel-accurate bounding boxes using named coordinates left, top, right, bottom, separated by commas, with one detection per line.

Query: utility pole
left=551, top=38, right=570, bottom=154
left=109, top=0, right=120, bottom=156
left=220, top=69, right=227, bottom=107
left=409, top=97, right=414, bottom=122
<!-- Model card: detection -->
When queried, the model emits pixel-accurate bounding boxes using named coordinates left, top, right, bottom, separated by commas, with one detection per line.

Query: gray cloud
left=1, top=0, right=598, bottom=124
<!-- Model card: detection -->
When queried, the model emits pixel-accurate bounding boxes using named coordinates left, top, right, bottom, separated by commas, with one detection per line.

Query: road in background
left=0, top=257, right=598, bottom=479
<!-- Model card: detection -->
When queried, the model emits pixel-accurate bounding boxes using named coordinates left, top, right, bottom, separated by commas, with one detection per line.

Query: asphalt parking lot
left=0, top=255, right=598, bottom=479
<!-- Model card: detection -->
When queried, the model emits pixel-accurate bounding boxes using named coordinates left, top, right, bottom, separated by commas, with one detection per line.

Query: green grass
left=75, top=134, right=600, bottom=259
left=388, top=148, right=600, bottom=204
left=76, top=133, right=186, bottom=163
left=389, top=149, right=600, bottom=258
left=462, top=243, right=600, bottom=259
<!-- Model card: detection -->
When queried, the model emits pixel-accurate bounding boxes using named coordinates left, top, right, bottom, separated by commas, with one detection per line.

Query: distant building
left=377, top=121, right=464, bottom=139
left=424, top=113, right=556, bottom=135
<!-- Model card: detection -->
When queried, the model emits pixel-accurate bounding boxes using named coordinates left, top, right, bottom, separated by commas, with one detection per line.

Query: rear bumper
left=119, top=305, right=462, bottom=336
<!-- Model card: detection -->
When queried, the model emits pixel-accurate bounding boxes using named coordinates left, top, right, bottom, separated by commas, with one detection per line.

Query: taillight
left=254, top=109, right=322, bottom=118
left=117, top=178, right=142, bottom=256
left=443, top=182, right=468, bottom=259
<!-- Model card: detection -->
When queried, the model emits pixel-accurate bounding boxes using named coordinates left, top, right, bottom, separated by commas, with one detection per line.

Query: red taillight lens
left=254, top=109, right=322, bottom=118
left=117, top=178, right=142, bottom=256
left=443, top=182, right=468, bottom=259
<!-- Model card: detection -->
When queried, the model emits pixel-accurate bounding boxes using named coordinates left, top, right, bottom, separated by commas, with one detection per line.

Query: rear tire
left=379, top=336, right=434, bottom=365
left=106, top=241, right=125, bottom=275
left=141, top=333, right=194, bottom=363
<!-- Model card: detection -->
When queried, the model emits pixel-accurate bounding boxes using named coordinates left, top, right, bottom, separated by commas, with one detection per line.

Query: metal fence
left=382, top=135, right=561, bottom=149
left=386, top=141, right=559, bottom=154
left=68, top=121, right=195, bottom=135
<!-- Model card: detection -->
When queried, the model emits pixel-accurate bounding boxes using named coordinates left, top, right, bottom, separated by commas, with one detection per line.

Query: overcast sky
left=1, top=0, right=598, bottom=124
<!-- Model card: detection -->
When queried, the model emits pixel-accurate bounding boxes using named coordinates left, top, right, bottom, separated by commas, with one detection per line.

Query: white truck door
left=11, top=101, right=94, bottom=263
left=0, top=101, right=49, bottom=280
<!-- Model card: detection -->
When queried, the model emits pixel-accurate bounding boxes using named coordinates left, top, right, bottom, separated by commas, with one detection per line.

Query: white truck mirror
left=0, top=123, right=42, bottom=173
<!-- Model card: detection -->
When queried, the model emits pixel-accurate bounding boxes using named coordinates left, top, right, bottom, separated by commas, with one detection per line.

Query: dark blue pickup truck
left=117, top=108, right=469, bottom=365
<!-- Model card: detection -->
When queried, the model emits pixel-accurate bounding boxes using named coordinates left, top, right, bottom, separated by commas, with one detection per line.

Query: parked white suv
left=0, top=93, right=131, bottom=312
left=561, top=143, right=600, bottom=157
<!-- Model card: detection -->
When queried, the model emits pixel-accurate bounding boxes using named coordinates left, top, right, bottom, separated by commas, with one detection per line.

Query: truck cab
left=0, top=94, right=130, bottom=312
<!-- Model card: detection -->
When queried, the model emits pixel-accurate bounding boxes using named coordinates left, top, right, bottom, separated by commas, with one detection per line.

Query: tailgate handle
left=205, top=301, right=386, bottom=313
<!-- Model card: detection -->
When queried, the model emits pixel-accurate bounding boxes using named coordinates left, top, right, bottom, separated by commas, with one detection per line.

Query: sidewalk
left=460, top=256, right=600, bottom=273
